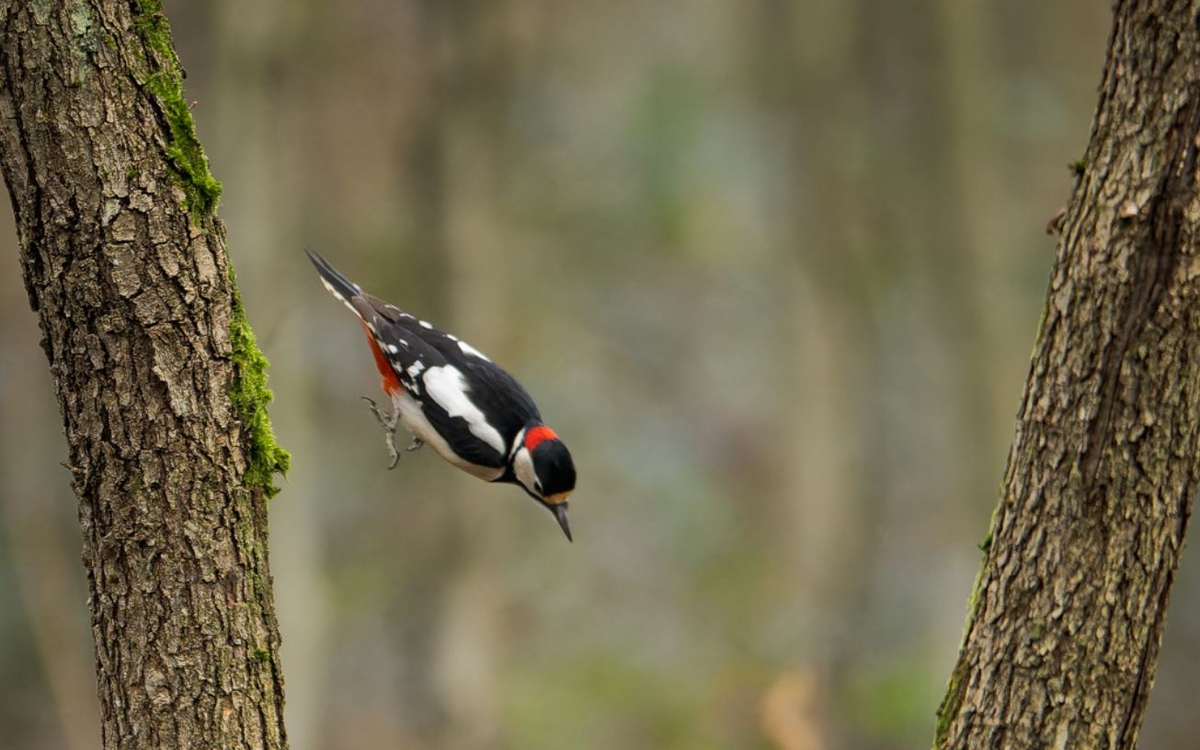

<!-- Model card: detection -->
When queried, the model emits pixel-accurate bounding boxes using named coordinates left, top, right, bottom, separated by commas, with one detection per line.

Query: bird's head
left=511, top=423, right=577, bottom=541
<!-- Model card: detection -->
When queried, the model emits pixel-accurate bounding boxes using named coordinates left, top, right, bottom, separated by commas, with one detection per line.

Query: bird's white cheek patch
left=422, top=365, right=506, bottom=454
left=512, top=446, right=537, bottom=495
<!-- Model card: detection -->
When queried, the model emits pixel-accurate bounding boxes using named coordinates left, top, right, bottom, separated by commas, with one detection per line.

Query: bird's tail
left=305, top=247, right=363, bottom=312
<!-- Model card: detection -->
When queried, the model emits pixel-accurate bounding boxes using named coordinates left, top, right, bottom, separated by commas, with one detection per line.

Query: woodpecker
left=305, top=248, right=577, bottom=541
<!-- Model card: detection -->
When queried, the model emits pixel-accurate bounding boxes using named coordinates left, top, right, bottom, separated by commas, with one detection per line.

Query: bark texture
left=0, top=2, right=290, bottom=749
left=935, top=1, right=1200, bottom=748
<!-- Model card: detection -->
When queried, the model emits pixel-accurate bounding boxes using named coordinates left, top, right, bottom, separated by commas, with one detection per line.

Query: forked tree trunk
left=936, top=2, right=1200, bottom=748
left=0, top=2, right=290, bottom=748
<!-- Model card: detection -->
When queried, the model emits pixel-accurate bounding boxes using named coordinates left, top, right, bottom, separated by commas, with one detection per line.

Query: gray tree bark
left=0, top=1, right=290, bottom=748
left=935, top=1, right=1200, bottom=748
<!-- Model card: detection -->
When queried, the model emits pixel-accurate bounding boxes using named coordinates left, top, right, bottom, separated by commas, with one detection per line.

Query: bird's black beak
left=552, top=503, right=573, bottom=542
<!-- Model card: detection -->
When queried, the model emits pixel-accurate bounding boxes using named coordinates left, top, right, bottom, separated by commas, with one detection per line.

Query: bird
left=305, top=247, right=577, bottom=541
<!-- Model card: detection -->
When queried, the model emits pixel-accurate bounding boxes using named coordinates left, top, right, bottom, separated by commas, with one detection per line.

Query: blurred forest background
left=4, top=1, right=1200, bottom=749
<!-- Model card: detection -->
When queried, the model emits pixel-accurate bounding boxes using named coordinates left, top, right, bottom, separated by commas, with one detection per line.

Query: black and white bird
left=305, top=248, right=577, bottom=540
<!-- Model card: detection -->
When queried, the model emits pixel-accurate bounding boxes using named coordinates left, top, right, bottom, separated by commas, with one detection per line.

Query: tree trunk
left=0, top=2, right=291, bottom=749
left=935, top=2, right=1200, bottom=748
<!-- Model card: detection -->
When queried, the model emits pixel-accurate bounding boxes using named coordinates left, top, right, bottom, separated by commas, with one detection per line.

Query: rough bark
left=0, top=2, right=290, bottom=749
left=935, top=2, right=1200, bottom=748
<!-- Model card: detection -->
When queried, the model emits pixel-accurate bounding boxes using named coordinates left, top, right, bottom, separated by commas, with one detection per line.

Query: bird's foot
left=361, top=396, right=401, bottom=470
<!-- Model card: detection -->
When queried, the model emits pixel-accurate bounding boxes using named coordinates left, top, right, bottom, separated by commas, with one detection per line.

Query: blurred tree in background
left=4, top=1, right=1200, bottom=750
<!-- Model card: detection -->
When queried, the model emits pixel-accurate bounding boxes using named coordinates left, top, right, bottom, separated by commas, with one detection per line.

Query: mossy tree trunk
left=935, top=1, right=1200, bottom=748
left=0, top=2, right=290, bottom=749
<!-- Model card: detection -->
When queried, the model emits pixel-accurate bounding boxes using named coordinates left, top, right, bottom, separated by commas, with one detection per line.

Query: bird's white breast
left=391, top=390, right=504, bottom=482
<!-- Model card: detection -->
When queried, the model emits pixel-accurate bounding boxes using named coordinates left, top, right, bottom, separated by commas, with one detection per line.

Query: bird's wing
left=365, top=301, right=541, bottom=433
left=417, top=363, right=511, bottom=469
left=361, top=305, right=447, bottom=397
left=359, top=302, right=517, bottom=469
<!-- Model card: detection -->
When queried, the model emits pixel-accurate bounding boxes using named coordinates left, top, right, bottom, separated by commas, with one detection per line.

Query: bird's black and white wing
left=365, top=301, right=540, bottom=471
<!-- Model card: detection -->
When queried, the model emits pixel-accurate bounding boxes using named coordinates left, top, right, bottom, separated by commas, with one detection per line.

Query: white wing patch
left=422, top=365, right=505, bottom=453
left=457, top=340, right=491, bottom=361
left=406, top=360, right=426, bottom=378
left=508, top=427, right=527, bottom=460
left=391, top=391, right=503, bottom=481
left=419, top=320, right=433, bottom=329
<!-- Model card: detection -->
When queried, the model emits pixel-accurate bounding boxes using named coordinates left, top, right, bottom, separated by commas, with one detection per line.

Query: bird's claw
left=361, top=395, right=396, bottom=430
left=361, top=396, right=401, bottom=469
left=406, top=437, right=424, bottom=453
left=384, top=436, right=400, bottom=470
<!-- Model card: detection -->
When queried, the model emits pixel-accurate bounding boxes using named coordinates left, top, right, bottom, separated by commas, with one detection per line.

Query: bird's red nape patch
left=361, top=321, right=402, bottom=396
left=524, top=425, right=558, bottom=452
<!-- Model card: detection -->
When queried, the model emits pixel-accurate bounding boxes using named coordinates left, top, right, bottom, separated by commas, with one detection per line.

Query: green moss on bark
left=229, top=282, right=290, bottom=498
left=128, top=0, right=282, bottom=494
left=933, top=656, right=969, bottom=748
left=131, top=0, right=221, bottom=216
left=933, top=536, right=991, bottom=747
